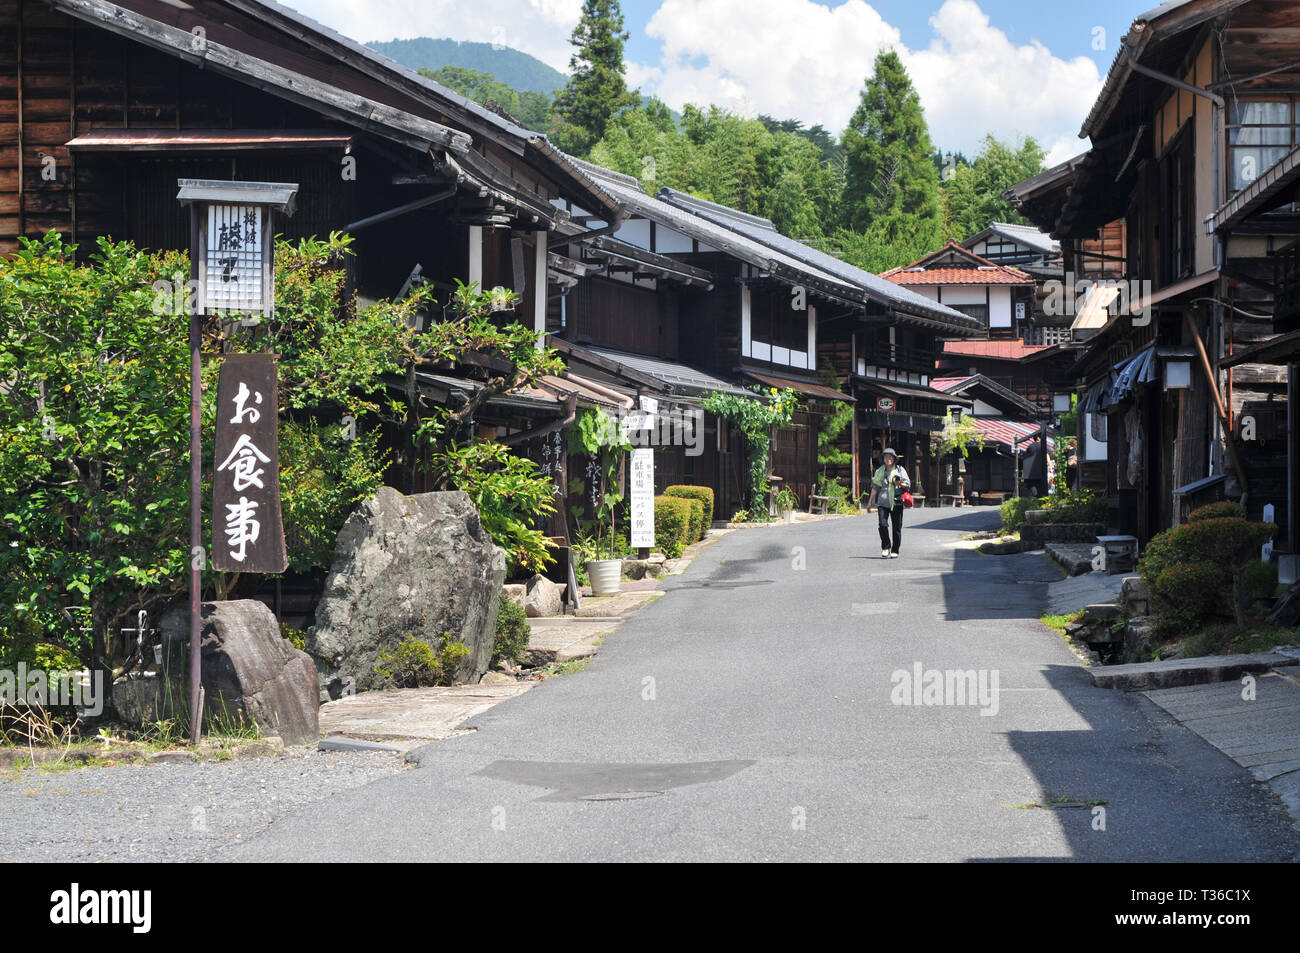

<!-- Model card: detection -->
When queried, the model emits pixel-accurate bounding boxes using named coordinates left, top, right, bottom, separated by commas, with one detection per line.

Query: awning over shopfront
left=743, top=370, right=853, bottom=403
left=1080, top=345, right=1158, bottom=414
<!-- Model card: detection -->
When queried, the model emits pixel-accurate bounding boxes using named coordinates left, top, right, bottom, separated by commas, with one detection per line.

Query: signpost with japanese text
left=178, top=179, right=297, bottom=743
left=212, top=354, right=287, bottom=574
left=630, top=448, right=655, bottom=550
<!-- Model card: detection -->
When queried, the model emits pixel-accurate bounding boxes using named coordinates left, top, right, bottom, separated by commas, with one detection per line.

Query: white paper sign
left=630, top=448, right=655, bottom=549
left=205, top=204, right=266, bottom=313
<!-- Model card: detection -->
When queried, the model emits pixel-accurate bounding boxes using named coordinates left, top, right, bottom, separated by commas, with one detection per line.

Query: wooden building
left=931, top=375, right=1051, bottom=500
left=649, top=186, right=984, bottom=502
left=1006, top=0, right=1300, bottom=548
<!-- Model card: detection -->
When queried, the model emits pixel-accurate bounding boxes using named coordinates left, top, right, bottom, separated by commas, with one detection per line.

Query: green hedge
left=1188, top=501, right=1247, bottom=522
left=654, top=495, right=693, bottom=558
left=664, top=485, right=714, bottom=531
left=687, top=498, right=706, bottom=543
left=1139, top=516, right=1277, bottom=634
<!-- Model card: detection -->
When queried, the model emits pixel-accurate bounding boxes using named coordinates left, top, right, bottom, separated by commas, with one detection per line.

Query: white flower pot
left=587, top=559, right=623, bottom=596
left=781, top=508, right=796, bottom=524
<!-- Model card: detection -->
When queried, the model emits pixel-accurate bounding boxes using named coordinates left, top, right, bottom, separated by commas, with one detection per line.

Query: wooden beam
left=1185, top=311, right=1249, bottom=495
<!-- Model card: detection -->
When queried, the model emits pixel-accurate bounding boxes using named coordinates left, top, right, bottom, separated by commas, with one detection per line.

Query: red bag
left=901, top=491, right=914, bottom=509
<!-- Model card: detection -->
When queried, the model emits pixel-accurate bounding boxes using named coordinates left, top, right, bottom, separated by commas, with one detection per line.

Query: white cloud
left=634, top=0, right=1102, bottom=157
left=640, top=0, right=900, bottom=130
left=905, top=1, right=1100, bottom=157
left=1045, top=135, right=1090, bottom=167
left=286, top=0, right=583, bottom=73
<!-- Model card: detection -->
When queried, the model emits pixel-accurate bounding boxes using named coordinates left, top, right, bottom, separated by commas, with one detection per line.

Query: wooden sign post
left=176, top=179, right=297, bottom=743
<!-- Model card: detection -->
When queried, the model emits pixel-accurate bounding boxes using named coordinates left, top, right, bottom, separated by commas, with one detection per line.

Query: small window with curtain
left=1228, top=100, right=1295, bottom=194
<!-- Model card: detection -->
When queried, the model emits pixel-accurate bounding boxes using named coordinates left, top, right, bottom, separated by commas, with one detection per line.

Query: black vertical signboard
left=212, top=353, right=287, bottom=573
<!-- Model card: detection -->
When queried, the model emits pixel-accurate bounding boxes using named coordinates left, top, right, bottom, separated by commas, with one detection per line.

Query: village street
left=189, top=508, right=1298, bottom=863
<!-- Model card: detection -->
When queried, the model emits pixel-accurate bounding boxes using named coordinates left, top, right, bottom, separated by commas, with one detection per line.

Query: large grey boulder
left=524, top=574, right=564, bottom=618
left=154, top=599, right=319, bottom=746
left=308, top=487, right=506, bottom=692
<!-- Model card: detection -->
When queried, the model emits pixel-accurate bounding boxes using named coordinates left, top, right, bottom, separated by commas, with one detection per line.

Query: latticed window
left=1228, top=100, right=1296, bottom=194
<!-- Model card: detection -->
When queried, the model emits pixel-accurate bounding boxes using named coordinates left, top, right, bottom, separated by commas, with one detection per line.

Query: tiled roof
left=884, top=266, right=1034, bottom=286
left=930, top=377, right=974, bottom=392
left=881, top=240, right=1035, bottom=286
left=942, top=340, right=1049, bottom=360
left=963, top=222, right=1060, bottom=257
left=651, top=188, right=983, bottom=335
left=968, top=417, right=1055, bottom=452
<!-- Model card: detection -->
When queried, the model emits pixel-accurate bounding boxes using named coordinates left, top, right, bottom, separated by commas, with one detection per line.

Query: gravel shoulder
left=0, top=744, right=408, bottom=862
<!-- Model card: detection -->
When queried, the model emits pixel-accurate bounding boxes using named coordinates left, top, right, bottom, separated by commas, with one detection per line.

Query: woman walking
left=868, top=447, right=910, bottom=558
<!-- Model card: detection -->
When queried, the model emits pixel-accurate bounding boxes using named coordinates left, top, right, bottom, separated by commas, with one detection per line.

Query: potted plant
left=569, top=409, right=632, bottom=596
left=774, top=486, right=800, bottom=523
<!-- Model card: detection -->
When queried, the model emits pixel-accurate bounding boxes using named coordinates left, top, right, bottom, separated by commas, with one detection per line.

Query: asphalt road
left=221, top=507, right=1300, bottom=862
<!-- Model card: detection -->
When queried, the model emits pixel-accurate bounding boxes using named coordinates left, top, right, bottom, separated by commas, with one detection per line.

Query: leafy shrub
left=435, top=440, right=557, bottom=574
left=1139, top=516, right=1277, bottom=635
left=1243, top=560, right=1279, bottom=600
left=816, top=475, right=859, bottom=514
left=730, top=510, right=750, bottom=524
left=373, top=634, right=469, bottom=688
left=1188, top=501, right=1247, bottom=522
left=772, top=486, right=800, bottom=513
left=279, top=623, right=307, bottom=653
left=1151, top=563, right=1233, bottom=633
left=1041, top=489, right=1106, bottom=524
left=492, top=597, right=530, bottom=666
left=654, top=495, right=693, bottom=558
left=999, top=496, right=1035, bottom=534
left=664, top=485, right=714, bottom=530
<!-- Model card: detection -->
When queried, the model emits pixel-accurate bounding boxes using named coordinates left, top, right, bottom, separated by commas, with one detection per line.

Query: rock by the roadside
left=980, top=539, right=1023, bottom=555
left=502, top=584, right=527, bottom=610
left=1081, top=603, right=1121, bottom=623
left=308, top=488, right=506, bottom=691
left=662, top=558, right=685, bottom=574
left=524, top=574, right=565, bottom=618
left=480, top=671, right=515, bottom=685
left=1268, top=581, right=1300, bottom=627
left=159, top=600, right=319, bottom=746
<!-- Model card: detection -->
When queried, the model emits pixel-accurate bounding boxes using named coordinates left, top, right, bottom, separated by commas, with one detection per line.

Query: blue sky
left=296, top=0, right=1161, bottom=162
left=618, top=0, right=1141, bottom=81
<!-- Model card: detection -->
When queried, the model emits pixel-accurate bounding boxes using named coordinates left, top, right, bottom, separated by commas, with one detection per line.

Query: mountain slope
left=366, top=37, right=567, bottom=95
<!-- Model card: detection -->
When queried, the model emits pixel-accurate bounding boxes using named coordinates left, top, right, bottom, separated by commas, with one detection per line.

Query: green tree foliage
left=566, top=407, right=632, bottom=560
left=552, top=0, right=640, bottom=155
left=841, top=51, right=943, bottom=247
left=0, top=232, right=562, bottom=675
left=420, top=65, right=552, bottom=130
left=942, top=134, right=1046, bottom=238
left=590, top=103, right=840, bottom=239
left=433, top=440, right=556, bottom=575
left=701, top=387, right=798, bottom=516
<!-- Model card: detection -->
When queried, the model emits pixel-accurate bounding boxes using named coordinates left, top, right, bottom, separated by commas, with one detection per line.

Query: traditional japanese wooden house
left=931, top=374, right=1051, bottom=500
left=649, top=187, right=984, bottom=502
left=1007, top=0, right=1300, bottom=548
left=960, top=223, right=1069, bottom=346
left=881, top=242, right=1039, bottom=342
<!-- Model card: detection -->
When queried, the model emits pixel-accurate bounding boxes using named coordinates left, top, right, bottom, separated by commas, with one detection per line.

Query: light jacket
left=871, top=464, right=911, bottom=509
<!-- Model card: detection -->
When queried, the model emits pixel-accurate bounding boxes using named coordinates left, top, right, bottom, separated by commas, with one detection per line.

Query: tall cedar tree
left=552, top=0, right=640, bottom=155
left=841, top=51, right=942, bottom=243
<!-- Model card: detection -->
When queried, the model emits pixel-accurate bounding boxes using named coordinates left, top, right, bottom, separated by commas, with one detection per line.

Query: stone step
left=1090, top=652, right=1296, bottom=691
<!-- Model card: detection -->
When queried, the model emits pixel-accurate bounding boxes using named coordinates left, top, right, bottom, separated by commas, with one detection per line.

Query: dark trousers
left=878, top=504, right=904, bottom=553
